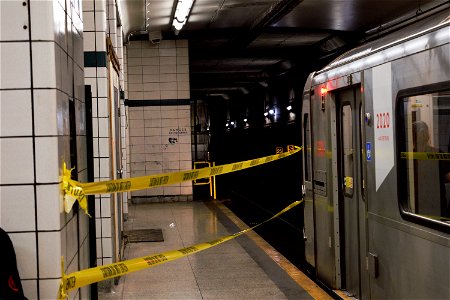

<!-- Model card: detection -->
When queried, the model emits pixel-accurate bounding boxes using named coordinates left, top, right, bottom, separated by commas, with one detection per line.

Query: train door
left=302, top=85, right=315, bottom=269
left=335, top=87, right=367, bottom=298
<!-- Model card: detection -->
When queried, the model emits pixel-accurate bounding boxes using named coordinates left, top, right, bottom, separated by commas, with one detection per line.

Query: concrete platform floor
left=98, top=200, right=331, bottom=300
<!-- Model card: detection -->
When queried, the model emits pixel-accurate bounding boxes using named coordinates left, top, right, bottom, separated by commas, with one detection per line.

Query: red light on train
left=320, top=87, right=328, bottom=95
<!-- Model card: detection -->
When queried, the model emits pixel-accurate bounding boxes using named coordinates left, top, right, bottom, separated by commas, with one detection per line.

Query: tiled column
left=83, top=0, right=126, bottom=291
left=83, top=0, right=113, bottom=273
left=0, top=0, right=89, bottom=299
left=126, top=40, right=193, bottom=201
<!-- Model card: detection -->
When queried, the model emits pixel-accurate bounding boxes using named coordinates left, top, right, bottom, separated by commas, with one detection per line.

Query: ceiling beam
left=226, top=0, right=305, bottom=50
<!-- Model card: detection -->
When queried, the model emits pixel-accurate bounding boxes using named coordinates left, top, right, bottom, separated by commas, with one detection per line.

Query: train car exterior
left=301, top=8, right=450, bottom=299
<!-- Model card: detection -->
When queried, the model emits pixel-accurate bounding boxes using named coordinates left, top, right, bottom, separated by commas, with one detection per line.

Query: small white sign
left=373, top=62, right=394, bottom=191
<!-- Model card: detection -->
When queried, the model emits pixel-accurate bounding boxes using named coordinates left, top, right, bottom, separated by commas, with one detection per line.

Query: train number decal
left=376, top=112, right=390, bottom=129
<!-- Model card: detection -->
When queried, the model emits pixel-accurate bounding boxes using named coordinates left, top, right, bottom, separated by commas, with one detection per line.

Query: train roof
left=314, top=8, right=450, bottom=80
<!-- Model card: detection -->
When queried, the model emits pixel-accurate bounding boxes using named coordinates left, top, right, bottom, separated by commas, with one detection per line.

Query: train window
left=398, top=90, right=450, bottom=228
left=342, top=104, right=354, bottom=196
left=304, top=113, right=312, bottom=182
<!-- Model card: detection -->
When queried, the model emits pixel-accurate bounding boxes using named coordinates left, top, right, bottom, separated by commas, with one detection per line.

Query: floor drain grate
left=123, top=229, right=164, bottom=243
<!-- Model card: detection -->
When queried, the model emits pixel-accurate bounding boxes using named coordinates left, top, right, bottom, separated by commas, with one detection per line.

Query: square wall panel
left=0, top=90, right=32, bottom=136
left=0, top=185, right=35, bottom=232
left=0, top=138, right=34, bottom=184
left=0, top=0, right=29, bottom=41
left=0, top=42, right=31, bottom=89
left=9, top=232, right=37, bottom=279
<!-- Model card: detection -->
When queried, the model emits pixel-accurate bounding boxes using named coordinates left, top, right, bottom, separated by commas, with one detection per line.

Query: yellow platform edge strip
left=62, top=146, right=302, bottom=215
left=213, top=200, right=333, bottom=300
left=57, top=200, right=302, bottom=299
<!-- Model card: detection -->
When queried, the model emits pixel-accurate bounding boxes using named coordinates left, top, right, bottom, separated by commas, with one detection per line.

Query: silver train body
left=301, top=8, right=450, bottom=299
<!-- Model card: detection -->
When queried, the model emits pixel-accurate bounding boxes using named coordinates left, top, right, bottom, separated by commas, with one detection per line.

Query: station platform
left=99, top=200, right=332, bottom=299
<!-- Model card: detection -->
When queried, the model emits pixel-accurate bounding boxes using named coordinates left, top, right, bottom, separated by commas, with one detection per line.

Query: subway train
left=301, top=8, right=449, bottom=299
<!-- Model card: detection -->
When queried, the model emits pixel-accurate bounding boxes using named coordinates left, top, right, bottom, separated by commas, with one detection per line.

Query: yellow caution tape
left=62, top=146, right=302, bottom=215
left=401, top=152, right=450, bottom=160
left=57, top=200, right=303, bottom=299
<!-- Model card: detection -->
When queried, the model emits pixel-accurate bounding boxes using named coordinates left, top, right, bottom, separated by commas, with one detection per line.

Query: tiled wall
left=126, top=40, right=193, bottom=200
left=128, top=105, right=193, bottom=199
left=0, top=0, right=89, bottom=299
left=83, top=0, right=126, bottom=281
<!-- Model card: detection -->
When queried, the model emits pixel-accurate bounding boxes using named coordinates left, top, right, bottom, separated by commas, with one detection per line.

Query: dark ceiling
left=120, top=0, right=450, bottom=99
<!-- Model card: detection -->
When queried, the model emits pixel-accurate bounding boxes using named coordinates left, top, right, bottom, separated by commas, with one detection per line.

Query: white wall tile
left=180, top=186, right=193, bottom=195
left=95, top=11, right=107, bottom=31
left=176, top=40, right=188, bottom=48
left=141, top=48, right=159, bottom=57
left=164, top=186, right=180, bottom=195
left=143, top=113, right=161, bottom=123
left=65, top=217, right=78, bottom=263
left=0, top=138, right=34, bottom=184
left=143, top=74, right=159, bottom=82
left=83, top=11, right=95, bottom=31
left=97, top=97, right=109, bottom=117
left=142, top=82, right=160, bottom=92
left=159, top=48, right=176, bottom=57
left=128, top=74, right=143, bottom=84
left=144, top=91, right=161, bottom=99
left=177, top=91, right=191, bottom=99
left=37, top=184, right=63, bottom=231
left=38, top=232, right=62, bottom=278
left=101, top=218, right=111, bottom=237
left=30, top=0, right=58, bottom=41
left=160, top=73, right=177, bottom=82
left=103, top=257, right=112, bottom=265
left=98, top=117, right=109, bottom=137
left=35, top=137, right=59, bottom=183
left=161, top=91, right=178, bottom=99
left=100, top=157, right=110, bottom=177
left=176, top=47, right=189, bottom=57
left=0, top=90, right=32, bottom=136
left=162, top=119, right=179, bottom=127
left=96, top=31, right=107, bottom=51
left=100, top=196, right=111, bottom=217
left=9, top=233, right=37, bottom=279
left=32, top=42, right=57, bottom=88
left=143, top=65, right=160, bottom=75
left=0, top=0, right=29, bottom=41
left=83, top=31, right=96, bottom=51
left=39, top=279, right=61, bottom=300
left=176, top=73, right=190, bottom=83
left=177, top=56, right=189, bottom=65
left=0, top=185, right=35, bottom=231
left=144, top=127, right=161, bottom=136
left=159, top=40, right=175, bottom=48
left=177, top=64, right=189, bottom=74
left=160, top=56, right=176, bottom=65
left=98, top=137, right=110, bottom=157
left=0, top=42, right=30, bottom=89
left=97, top=77, right=108, bottom=97
left=160, top=81, right=178, bottom=91
left=33, top=89, right=60, bottom=136
left=128, top=66, right=143, bottom=75
left=21, top=280, right=38, bottom=300
left=142, top=57, right=160, bottom=66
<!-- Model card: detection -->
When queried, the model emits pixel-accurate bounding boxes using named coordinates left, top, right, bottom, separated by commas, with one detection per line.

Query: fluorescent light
left=172, top=0, right=194, bottom=32
left=243, top=118, right=247, bottom=122
left=287, top=105, right=292, bottom=111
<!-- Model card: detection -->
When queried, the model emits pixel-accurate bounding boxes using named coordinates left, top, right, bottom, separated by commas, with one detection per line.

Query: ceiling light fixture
left=172, top=0, right=194, bottom=33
